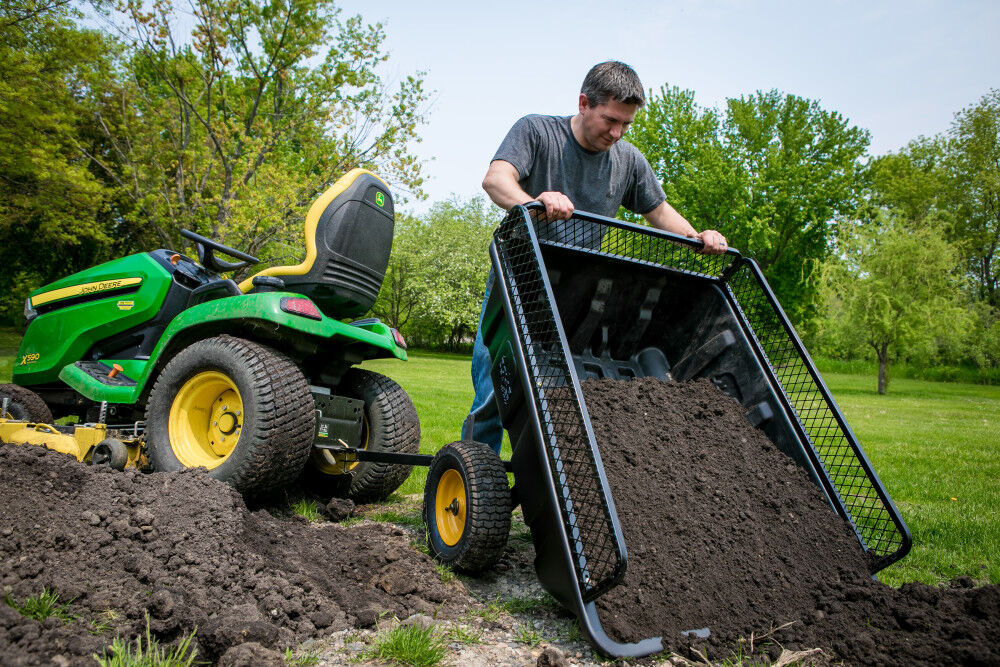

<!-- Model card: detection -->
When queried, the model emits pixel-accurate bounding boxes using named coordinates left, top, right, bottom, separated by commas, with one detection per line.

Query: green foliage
left=3, top=588, right=75, bottom=622
left=947, top=89, right=1000, bottom=308
left=819, top=216, right=967, bottom=393
left=94, top=0, right=429, bottom=263
left=629, top=86, right=869, bottom=326
left=512, top=624, right=542, bottom=647
left=283, top=645, right=320, bottom=666
left=95, top=618, right=199, bottom=667
left=372, top=196, right=494, bottom=349
left=361, top=623, right=448, bottom=667
left=0, top=0, right=120, bottom=322
left=432, top=562, right=456, bottom=583
left=0, top=0, right=428, bottom=324
left=290, top=498, right=322, bottom=522
left=445, top=623, right=483, bottom=644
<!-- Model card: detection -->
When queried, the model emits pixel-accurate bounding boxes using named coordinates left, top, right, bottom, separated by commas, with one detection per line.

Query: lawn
left=2, top=326, right=996, bottom=587
left=819, top=372, right=1000, bottom=586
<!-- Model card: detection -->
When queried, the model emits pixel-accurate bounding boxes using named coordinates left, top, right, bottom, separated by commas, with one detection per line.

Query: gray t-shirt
left=492, top=114, right=666, bottom=226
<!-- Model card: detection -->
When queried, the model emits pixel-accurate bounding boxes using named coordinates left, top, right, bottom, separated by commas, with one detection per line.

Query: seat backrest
left=240, top=169, right=394, bottom=318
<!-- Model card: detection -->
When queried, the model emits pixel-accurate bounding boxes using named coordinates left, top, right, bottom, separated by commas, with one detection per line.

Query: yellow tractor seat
left=239, top=169, right=395, bottom=318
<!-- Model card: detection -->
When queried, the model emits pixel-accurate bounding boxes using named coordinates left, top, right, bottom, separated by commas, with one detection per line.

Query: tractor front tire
left=145, top=335, right=315, bottom=496
left=308, top=369, right=419, bottom=503
left=0, top=384, right=53, bottom=423
left=423, top=440, right=511, bottom=573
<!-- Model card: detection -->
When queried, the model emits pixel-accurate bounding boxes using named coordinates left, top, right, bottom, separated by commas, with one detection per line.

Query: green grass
left=3, top=589, right=75, bottom=623
left=283, top=646, right=320, bottom=666
left=362, top=350, right=512, bottom=496
left=821, top=372, right=1000, bottom=586
left=361, top=624, right=448, bottom=667
left=290, top=498, right=323, bottom=522
left=367, top=508, right=425, bottom=527
left=95, top=617, right=199, bottom=666
left=512, top=624, right=543, bottom=648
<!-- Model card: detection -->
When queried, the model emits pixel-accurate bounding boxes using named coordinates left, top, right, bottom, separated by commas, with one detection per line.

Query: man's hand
left=695, top=229, right=728, bottom=255
left=536, top=191, right=575, bottom=221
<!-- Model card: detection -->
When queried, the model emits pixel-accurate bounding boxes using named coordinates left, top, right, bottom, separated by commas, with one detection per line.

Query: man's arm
left=482, top=160, right=574, bottom=220
left=643, top=201, right=728, bottom=254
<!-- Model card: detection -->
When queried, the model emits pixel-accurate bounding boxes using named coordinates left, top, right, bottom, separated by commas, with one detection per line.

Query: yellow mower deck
left=0, top=418, right=145, bottom=468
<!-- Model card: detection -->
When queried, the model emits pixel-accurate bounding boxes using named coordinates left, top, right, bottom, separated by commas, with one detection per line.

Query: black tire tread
left=145, top=335, right=315, bottom=496
left=329, top=368, right=420, bottom=503
left=0, top=384, right=53, bottom=423
left=424, top=440, right=511, bottom=573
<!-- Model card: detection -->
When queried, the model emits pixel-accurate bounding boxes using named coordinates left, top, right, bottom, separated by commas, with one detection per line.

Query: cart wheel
left=145, top=335, right=316, bottom=495
left=0, top=384, right=53, bottom=423
left=423, top=440, right=511, bottom=573
left=91, top=438, right=128, bottom=471
left=308, top=369, right=419, bottom=503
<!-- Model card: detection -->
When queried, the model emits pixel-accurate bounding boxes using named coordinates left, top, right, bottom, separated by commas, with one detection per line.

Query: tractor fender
left=58, top=292, right=405, bottom=405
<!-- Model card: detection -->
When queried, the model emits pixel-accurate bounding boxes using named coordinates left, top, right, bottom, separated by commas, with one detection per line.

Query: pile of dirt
left=0, top=444, right=469, bottom=665
left=584, top=377, right=1000, bottom=665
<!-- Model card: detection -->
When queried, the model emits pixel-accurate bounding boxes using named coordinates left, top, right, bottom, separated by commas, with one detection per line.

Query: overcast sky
left=334, top=0, right=1000, bottom=214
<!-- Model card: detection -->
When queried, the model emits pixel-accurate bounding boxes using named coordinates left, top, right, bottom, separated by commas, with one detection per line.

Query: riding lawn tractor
left=1, top=168, right=419, bottom=500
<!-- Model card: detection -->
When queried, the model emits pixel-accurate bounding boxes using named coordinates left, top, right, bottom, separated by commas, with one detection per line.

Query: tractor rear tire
left=0, top=384, right=53, bottom=423
left=423, top=440, right=511, bottom=573
left=307, top=369, right=419, bottom=503
left=145, top=335, right=315, bottom=496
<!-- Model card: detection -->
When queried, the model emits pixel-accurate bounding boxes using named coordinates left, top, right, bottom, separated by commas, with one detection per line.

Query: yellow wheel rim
left=168, top=371, right=243, bottom=469
left=311, top=413, right=369, bottom=475
left=435, top=468, right=466, bottom=547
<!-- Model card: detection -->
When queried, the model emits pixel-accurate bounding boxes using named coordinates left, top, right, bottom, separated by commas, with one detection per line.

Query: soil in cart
left=0, top=444, right=469, bottom=665
left=584, top=377, right=1000, bottom=666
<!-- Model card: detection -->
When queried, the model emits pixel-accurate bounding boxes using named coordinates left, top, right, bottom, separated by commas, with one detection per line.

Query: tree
left=373, top=196, right=495, bottom=349
left=624, top=85, right=746, bottom=231
left=723, top=91, right=870, bottom=324
left=92, top=0, right=429, bottom=263
left=946, top=89, right=1000, bottom=308
left=866, top=136, right=950, bottom=227
left=0, top=0, right=118, bottom=321
left=819, top=217, right=967, bottom=394
left=629, top=87, right=870, bottom=326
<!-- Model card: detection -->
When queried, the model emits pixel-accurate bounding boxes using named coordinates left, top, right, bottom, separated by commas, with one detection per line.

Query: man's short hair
left=581, top=61, right=645, bottom=108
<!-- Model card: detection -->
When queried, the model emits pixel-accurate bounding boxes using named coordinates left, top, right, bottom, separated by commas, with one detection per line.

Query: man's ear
left=578, top=93, right=591, bottom=113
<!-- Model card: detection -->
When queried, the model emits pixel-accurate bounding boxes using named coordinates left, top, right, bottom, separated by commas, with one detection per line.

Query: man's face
left=577, top=94, right=639, bottom=152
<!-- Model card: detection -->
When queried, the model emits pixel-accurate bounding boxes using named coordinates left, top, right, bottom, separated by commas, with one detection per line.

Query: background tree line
left=2, top=0, right=998, bottom=392
left=0, top=0, right=427, bottom=319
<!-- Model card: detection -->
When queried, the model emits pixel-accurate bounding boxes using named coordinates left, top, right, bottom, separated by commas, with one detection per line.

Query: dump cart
left=455, top=203, right=911, bottom=658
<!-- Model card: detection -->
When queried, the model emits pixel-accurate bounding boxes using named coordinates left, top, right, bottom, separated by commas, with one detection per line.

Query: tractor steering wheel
left=180, top=229, right=259, bottom=274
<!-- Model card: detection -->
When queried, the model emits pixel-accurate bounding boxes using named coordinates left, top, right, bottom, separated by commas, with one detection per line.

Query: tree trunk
left=877, top=342, right=889, bottom=395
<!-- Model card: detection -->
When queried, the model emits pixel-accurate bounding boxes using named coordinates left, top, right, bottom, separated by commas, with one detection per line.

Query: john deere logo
left=117, top=300, right=135, bottom=311
left=374, top=191, right=385, bottom=207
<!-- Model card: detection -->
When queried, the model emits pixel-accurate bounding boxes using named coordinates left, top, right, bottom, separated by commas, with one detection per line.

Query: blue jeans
left=465, top=269, right=503, bottom=453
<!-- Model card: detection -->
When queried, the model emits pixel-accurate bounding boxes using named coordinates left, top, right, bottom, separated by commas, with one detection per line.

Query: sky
left=334, top=0, right=999, bottom=214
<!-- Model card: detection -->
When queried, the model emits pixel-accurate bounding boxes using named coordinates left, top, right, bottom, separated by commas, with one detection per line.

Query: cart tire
left=145, top=335, right=315, bottom=495
left=423, top=440, right=511, bottom=573
left=0, top=384, right=53, bottom=423
left=308, top=369, right=419, bottom=503
left=92, top=438, right=128, bottom=471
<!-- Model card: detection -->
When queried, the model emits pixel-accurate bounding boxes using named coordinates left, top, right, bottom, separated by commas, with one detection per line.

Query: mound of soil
left=0, top=445, right=469, bottom=665
left=582, top=377, right=1000, bottom=665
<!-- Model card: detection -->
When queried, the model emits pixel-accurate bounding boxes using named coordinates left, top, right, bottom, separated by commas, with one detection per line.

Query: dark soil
left=584, top=377, right=1000, bottom=666
left=0, top=444, right=469, bottom=665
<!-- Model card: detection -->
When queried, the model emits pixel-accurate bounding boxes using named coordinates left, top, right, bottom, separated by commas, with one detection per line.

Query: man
left=466, top=61, right=728, bottom=453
